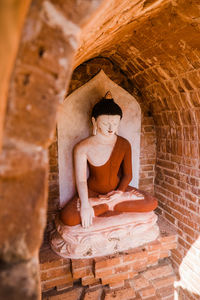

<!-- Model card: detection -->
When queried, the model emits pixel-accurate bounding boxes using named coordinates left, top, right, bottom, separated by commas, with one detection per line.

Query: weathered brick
left=138, top=286, right=156, bottom=298
left=130, top=275, right=149, bottom=291
left=42, top=276, right=73, bottom=292
left=104, top=286, right=135, bottom=300
left=73, top=266, right=94, bottom=280
left=40, top=266, right=72, bottom=281
left=123, top=249, right=148, bottom=262
left=82, top=276, right=101, bottom=286
left=72, top=259, right=93, bottom=269
left=95, top=256, right=121, bottom=270
left=114, top=264, right=132, bottom=273
left=143, top=264, right=173, bottom=280
left=156, top=285, right=174, bottom=298
left=101, top=271, right=137, bottom=285
left=151, top=275, right=176, bottom=288
left=56, top=282, right=73, bottom=291
left=147, top=251, right=160, bottom=266
left=95, top=267, right=113, bottom=278
left=109, top=280, right=125, bottom=289
left=130, top=259, right=148, bottom=272
left=46, top=287, right=83, bottom=299
left=145, top=241, right=161, bottom=252
left=40, top=259, right=65, bottom=271
left=83, top=287, right=103, bottom=300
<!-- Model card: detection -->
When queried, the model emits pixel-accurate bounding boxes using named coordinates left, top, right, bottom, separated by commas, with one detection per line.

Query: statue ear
left=92, top=117, right=97, bottom=135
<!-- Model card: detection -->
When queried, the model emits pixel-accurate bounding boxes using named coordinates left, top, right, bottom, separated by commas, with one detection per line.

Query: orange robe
left=60, top=136, right=157, bottom=226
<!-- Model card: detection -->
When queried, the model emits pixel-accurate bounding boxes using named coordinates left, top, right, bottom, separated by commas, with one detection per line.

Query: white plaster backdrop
left=58, top=70, right=141, bottom=207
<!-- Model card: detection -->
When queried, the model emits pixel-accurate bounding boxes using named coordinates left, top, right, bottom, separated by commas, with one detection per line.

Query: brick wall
left=104, top=22, right=200, bottom=298
left=0, top=1, right=105, bottom=299
left=117, top=47, right=200, bottom=300
left=118, top=56, right=200, bottom=298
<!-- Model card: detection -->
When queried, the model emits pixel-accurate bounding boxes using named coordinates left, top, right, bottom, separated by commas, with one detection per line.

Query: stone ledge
left=42, top=259, right=177, bottom=300
left=40, top=215, right=177, bottom=294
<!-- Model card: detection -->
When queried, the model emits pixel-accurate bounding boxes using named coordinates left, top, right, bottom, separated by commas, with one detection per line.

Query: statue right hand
left=80, top=203, right=94, bottom=228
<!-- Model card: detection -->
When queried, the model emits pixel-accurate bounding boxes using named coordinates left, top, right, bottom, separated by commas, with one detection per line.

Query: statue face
left=93, top=115, right=121, bottom=136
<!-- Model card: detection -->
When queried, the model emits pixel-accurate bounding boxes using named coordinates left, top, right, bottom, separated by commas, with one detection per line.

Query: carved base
left=50, top=212, right=159, bottom=259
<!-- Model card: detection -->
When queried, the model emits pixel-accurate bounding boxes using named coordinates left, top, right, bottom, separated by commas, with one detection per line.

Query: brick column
left=0, top=1, right=104, bottom=299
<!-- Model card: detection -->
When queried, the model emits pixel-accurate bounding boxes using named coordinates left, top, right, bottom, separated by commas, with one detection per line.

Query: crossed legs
left=60, top=188, right=158, bottom=226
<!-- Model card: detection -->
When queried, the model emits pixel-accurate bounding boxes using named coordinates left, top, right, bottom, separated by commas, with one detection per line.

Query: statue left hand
left=99, top=190, right=123, bottom=201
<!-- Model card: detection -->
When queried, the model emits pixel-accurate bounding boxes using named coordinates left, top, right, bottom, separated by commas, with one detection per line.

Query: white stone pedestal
left=50, top=212, right=159, bottom=259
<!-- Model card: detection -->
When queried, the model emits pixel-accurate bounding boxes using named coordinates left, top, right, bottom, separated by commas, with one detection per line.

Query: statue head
left=91, top=91, right=122, bottom=120
left=91, top=92, right=122, bottom=136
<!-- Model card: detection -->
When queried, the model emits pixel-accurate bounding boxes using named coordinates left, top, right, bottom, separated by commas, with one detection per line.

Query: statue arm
left=117, top=141, right=132, bottom=192
left=74, top=144, right=94, bottom=228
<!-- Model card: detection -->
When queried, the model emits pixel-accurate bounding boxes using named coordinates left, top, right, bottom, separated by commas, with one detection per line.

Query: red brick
left=123, top=249, right=148, bottom=262
left=56, top=282, right=73, bottom=291
left=151, top=275, right=176, bottom=288
left=132, top=296, right=142, bottom=300
left=42, top=276, right=73, bottom=292
left=73, top=266, right=94, bottom=279
left=40, top=266, right=72, bottom=281
left=88, top=283, right=103, bottom=290
left=160, top=242, right=177, bottom=251
left=95, top=256, right=121, bottom=270
left=163, top=296, right=175, bottom=300
left=95, top=267, right=113, bottom=278
left=156, top=285, right=174, bottom=298
left=143, top=264, right=173, bottom=280
left=130, top=257, right=148, bottom=270
left=139, top=286, right=156, bottom=298
left=83, top=288, right=103, bottom=300
left=115, top=264, right=132, bottom=273
left=144, top=297, right=160, bottom=300
left=101, top=271, right=137, bottom=285
left=109, top=280, right=125, bottom=289
left=104, top=286, right=135, bottom=300
left=146, top=241, right=161, bottom=251
left=39, top=248, right=68, bottom=268
left=130, top=275, right=149, bottom=290
left=40, top=259, right=65, bottom=271
left=47, top=287, right=83, bottom=299
left=160, top=250, right=170, bottom=258
left=147, top=251, right=160, bottom=265
left=82, top=276, right=101, bottom=286
left=72, top=258, right=93, bottom=269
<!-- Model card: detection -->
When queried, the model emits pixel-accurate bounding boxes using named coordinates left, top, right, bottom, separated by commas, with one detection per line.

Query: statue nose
left=109, top=124, right=112, bottom=130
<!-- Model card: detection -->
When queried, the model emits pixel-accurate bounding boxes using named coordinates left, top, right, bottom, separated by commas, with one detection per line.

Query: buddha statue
left=51, top=91, right=159, bottom=258
left=60, top=92, right=158, bottom=228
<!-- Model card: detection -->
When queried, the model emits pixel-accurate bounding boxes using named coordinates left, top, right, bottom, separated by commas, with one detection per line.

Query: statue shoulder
left=117, top=135, right=131, bottom=149
left=74, top=136, right=94, bottom=155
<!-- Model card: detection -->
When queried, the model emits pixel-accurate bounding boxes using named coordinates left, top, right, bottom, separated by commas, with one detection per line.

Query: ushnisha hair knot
left=91, top=91, right=122, bottom=119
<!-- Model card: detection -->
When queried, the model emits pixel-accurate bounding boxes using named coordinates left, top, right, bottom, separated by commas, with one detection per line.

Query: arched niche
left=58, top=70, right=141, bottom=207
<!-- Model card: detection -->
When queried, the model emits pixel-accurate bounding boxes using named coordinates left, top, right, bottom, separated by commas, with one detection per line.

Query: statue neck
left=95, top=132, right=117, bottom=145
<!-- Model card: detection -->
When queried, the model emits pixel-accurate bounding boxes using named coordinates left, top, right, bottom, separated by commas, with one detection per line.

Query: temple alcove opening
left=41, top=56, right=175, bottom=293
left=46, top=57, right=157, bottom=241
